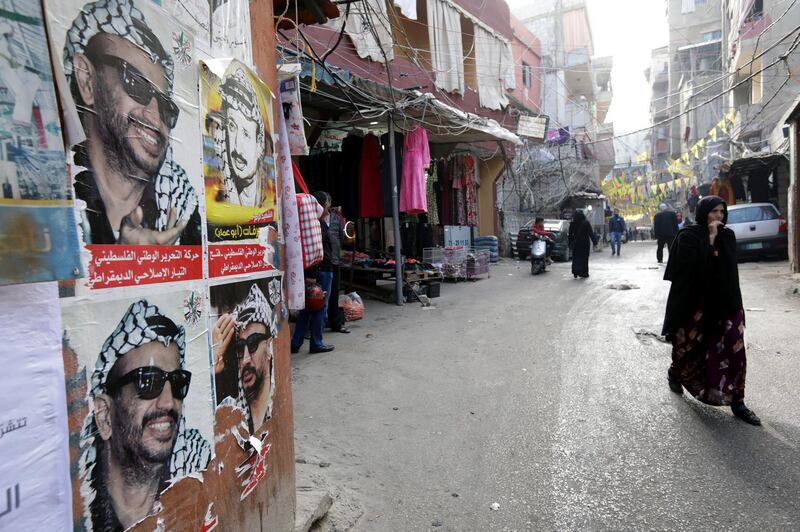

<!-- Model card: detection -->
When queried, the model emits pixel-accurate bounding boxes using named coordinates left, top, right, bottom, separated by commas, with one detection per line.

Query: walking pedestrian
left=327, top=205, right=350, bottom=334
left=653, top=204, right=679, bottom=263
left=609, top=209, right=626, bottom=256
left=291, top=191, right=335, bottom=354
left=568, top=210, right=598, bottom=278
left=662, top=196, right=760, bottom=425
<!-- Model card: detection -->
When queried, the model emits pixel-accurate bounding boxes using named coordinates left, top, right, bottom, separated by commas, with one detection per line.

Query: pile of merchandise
left=474, top=235, right=499, bottom=263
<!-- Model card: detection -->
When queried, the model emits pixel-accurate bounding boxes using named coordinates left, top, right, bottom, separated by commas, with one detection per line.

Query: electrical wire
left=321, top=0, right=352, bottom=63
left=582, top=30, right=800, bottom=147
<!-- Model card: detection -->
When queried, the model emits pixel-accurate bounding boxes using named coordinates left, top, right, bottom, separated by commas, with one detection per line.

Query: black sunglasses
left=235, top=332, right=270, bottom=361
left=106, top=366, right=192, bottom=400
left=92, top=54, right=180, bottom=129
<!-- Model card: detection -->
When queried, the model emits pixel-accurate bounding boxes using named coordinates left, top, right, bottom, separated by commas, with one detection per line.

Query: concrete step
left=295, top=487, right=332, bottom=532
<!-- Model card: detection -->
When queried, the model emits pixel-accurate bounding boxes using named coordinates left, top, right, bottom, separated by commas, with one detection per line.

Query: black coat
left=653, top=210, right=679, bottom=241
left=661, top=197, right=743, bottom=338
left=568, top=213, right=597, bottom=277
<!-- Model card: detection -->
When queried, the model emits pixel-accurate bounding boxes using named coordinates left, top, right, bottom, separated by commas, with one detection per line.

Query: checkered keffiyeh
left=216, top=65, right=267, bottom=207
left=78, top=300, right=210, bottom=530
left=224, top=281, right=280, bottom=431
left=63, top=0, right=174, bottom=92
left=64, top=0, right=198, bottom=231
left=234, top=282, right=278, bottom=338
left=297, top=194, right=324, bottom=268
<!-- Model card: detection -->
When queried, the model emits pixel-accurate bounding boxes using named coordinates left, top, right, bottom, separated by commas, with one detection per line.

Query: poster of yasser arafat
left=0, top=0, right=82, bottom=286
left=201, top=59, right=280, bottom=278
left=61, top=289, right=214, bottom=530
left=209, top=276, right=283, bottom=435
left=44, top=0, right=204, bottom=290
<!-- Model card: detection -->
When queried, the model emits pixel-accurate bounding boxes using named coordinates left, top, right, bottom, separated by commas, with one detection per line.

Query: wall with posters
left=4, top=0, right=296, bottom=530
left=0, top=0, right=82, bottom=286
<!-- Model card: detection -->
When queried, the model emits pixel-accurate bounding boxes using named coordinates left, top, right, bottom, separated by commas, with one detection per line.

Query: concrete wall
left=510, top=16, right=542, bottom=113
left=666, top=0, right=723, bottom=158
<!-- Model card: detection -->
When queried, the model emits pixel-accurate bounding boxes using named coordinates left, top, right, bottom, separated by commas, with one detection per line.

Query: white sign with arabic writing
left=0, top=282, right=71, bottom=530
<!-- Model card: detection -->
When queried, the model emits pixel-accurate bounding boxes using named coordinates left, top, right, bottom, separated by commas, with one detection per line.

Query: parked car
left=725, top=202, right=788, bottom=260
left=517, top=219, right=571, bottom=261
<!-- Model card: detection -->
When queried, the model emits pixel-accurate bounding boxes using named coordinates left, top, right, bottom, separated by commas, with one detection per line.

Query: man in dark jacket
left=327, top=206, right=350, bottom=333
left=608, top=209, right=626, bottom=256
left=653, top=203, right=679, bottom=263
left=291, top=191, right=335, bottom=354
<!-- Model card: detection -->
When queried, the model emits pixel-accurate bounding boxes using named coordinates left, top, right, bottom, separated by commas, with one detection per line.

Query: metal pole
left=388, top=114, right=403, bottom=305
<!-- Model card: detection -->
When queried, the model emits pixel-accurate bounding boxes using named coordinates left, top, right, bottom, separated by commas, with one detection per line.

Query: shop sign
left=444, top=225, right=471, bottom=247
left=517, top=116, right=549, bottom=140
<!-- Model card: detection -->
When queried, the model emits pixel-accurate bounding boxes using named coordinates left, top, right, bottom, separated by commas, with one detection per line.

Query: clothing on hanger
left=359, top=133, right=383, bottom=218
left=399, top=127, right=430, bottom=214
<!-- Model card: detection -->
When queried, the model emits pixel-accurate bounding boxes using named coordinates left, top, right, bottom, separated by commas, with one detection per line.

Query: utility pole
left=388, top=114, right=403, bottom=306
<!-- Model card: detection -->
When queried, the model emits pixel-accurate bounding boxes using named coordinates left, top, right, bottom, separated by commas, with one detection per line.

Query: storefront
left=279, top=62, right=519, bottom=302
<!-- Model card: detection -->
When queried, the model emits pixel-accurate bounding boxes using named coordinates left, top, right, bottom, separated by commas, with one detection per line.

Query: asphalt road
left=291, top=241, right=800, bottom=531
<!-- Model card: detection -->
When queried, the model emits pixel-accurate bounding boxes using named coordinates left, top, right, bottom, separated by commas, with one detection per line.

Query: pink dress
left=400, top=127, right=430, bottom=214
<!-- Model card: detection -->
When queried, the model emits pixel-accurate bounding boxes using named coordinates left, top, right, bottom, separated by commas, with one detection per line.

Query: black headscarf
left=661, top=195, right=743, bottom=338
left=694, top=195, right=728, bottom=226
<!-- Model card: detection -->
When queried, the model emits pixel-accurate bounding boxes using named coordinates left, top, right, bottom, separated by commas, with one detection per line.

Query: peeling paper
left=43, top=0, right=204, bottom=291
left=0, top=282, right=71, bottom=530
left=200, top=59, right=281, bottom=279
left=0, top=1, right=82, bottom=286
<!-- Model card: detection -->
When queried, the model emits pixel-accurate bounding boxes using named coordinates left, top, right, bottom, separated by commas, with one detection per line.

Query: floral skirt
left=670, top=308, right=747, bottom=406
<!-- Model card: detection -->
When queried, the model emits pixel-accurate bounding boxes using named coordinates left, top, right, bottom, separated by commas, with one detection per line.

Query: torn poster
left=201, top=59, right=280, bottom=278
left=0, top=282, right=72, bottom=531
left=210, top=276, right=283, bottom=435
left=0, top=0, right=82, bottom=286
left=61, top=288, right=214, bottom=530
left=44, top=0, right=204, bottom=288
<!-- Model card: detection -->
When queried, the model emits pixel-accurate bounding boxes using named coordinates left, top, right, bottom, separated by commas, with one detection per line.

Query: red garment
left=359, top=134, right=383, bottom=218
left=531, top=224, right=555, bottom=240
left=399, top=127, right=430, bottom=214
left=464, top=156, right=478, bottom=227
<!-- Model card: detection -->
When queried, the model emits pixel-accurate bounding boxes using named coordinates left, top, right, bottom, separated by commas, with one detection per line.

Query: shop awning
left=274, top=0, right=340, bottom=29
left=345, top=79, right=521, bottom=145
left=291, top=70, right=521, bottom=146
left=728, top=152, right=787, bottom=181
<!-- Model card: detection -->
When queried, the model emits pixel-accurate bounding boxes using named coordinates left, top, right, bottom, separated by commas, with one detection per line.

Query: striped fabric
left=296, top=194, right=323, bottom=268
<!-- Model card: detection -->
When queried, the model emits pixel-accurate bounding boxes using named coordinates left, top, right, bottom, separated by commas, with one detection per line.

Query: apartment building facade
left=508, top=0, right=612, bottom=215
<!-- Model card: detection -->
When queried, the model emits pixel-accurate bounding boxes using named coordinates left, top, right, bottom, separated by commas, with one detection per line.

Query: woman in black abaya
left=568, top=210, right=598, bottom=278
left=662, top=195, right=760, bottom=425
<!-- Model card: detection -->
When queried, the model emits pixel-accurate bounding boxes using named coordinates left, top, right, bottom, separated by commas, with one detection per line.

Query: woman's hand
left=212, top=313, right=236, bottom=374
left=708, top=220, right=723, bottom=245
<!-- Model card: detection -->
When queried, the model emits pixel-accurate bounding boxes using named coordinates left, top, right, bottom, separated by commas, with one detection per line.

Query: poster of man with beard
left=201, top=60, right=277, bottom=231
left=210, top=276, right=282, bottom=433
left=44, top=0, right=204, bottom=288
left=61, top=292, right=213, bottom=530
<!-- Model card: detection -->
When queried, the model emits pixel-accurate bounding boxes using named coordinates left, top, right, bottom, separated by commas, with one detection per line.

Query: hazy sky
left=586, top=0, right=669, bottom=133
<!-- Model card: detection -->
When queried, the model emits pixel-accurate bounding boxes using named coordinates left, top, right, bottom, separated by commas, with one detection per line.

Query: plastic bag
left=338, top=292, right=364, bottom=322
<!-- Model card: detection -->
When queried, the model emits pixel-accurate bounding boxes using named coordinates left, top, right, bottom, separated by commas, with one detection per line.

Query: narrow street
left=293, top=242, right=800, bottom=531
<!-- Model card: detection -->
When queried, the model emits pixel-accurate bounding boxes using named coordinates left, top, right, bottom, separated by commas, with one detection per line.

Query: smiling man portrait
left=64, top=0, right=201, bottom=245
left=79, top=300, right=210, bottom=531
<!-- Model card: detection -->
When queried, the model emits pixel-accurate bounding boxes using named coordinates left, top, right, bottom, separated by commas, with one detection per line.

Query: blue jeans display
left=292, top=270, right=333, bottom=351
left=610, top=232, right=622, bottom=255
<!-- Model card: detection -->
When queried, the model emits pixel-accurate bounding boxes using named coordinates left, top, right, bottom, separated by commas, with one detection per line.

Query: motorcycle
left=530, top=234, right=550, bottom=275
